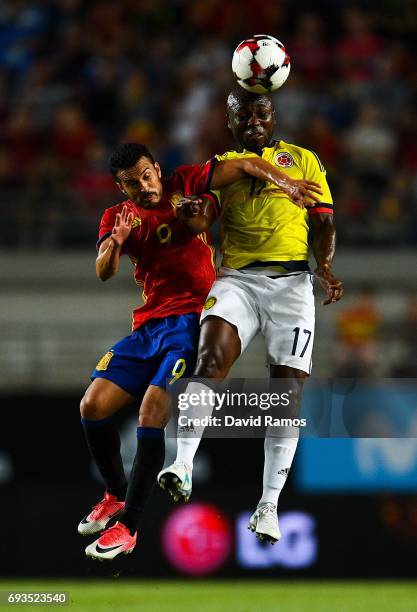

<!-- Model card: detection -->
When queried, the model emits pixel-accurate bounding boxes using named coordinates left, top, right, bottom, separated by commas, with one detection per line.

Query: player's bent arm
left=210, top=158, right=323, bottom=206
left=309, top=213, right=343, bottom=305
left=96, top=237, right=122, bottom=281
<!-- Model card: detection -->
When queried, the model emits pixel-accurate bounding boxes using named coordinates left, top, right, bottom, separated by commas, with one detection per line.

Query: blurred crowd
left=335, top=292, right=417, bottom=377
left=0, top=0, right=417, bottom=249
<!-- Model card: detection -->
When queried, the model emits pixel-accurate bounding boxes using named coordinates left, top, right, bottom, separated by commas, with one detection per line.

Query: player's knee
left=138, top=411, right=167, bottom=428
left=80, top=393, right=107, bottom=421
left=139, top=387, right=169, bottom=428
left=286, top=379, right=305, bottom=416
left=139, top=402, right=168, bottom=428
left=195, top=348, right=229, bottom=378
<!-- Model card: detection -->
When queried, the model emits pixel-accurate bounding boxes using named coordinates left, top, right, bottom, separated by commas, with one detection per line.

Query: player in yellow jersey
left=159, top=88, right=343, bottom=544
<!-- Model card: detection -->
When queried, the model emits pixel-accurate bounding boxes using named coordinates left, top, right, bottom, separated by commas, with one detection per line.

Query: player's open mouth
left=141, top=193, right=157, bottom=202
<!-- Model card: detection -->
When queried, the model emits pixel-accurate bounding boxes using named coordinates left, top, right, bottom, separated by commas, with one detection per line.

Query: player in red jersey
left=79, top=142, right=322, bottom=560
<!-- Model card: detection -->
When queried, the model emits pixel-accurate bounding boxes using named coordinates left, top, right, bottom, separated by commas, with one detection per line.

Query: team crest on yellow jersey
left=131, top=217, right=141, bottom=229
left=204, top=296, right=217, bottom=310
left=275, top=152, right=294, bottom=168
left=96, top=350, right=114, bottom=371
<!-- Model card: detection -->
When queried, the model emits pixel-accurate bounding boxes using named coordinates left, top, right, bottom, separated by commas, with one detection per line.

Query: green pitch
left=1, top=580, right=416, bottom=612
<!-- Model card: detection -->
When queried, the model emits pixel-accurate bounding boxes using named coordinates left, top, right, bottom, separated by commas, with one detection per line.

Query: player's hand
left=283, top=179, right=323, bottom=208
left=111, top=205, right=134, bottom=247
left=175, top=196, right=206, bottom=220
left=314, top=264, right=344, bottom=305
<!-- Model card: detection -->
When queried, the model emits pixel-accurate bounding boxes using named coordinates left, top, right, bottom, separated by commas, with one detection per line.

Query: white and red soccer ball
left=232, top=34, right=291, bottom=94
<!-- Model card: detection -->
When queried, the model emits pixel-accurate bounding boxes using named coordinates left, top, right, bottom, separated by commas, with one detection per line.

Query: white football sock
left=259, top=433, right=299, bottom=507
left=176, top=381, right=216, bottom=468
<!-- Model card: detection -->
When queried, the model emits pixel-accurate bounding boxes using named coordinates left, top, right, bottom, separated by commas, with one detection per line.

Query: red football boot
left=78, top=491, right=124, bottom=536
left=85, top=522, right=137, bottom=560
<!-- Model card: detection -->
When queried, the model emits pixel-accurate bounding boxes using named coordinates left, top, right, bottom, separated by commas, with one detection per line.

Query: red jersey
left=97, top=161, right=219, bottom=330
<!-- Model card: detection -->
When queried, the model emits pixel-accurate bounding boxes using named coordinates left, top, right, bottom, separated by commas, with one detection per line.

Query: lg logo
left=236, top=510, right=318, bottom=569
left=161, top=504, right=318, bottom=575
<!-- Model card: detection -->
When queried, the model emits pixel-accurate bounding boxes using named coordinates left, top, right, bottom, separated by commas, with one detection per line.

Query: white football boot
left=158, top=460, right=192, bottom=502
left=248, top=502, right=281, bottom=544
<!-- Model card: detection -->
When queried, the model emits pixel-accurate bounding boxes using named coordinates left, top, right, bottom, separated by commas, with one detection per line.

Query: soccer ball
left=232, top=34, right=291, bottom=94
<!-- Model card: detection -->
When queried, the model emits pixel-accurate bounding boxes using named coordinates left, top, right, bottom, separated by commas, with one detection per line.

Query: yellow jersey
left=214, top=140, right=333, bottom=270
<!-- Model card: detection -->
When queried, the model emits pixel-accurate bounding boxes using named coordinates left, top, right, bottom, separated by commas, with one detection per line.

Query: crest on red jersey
left=275, top=152, right=294, bottom=167
left=170, top=191, right=183, bottom=208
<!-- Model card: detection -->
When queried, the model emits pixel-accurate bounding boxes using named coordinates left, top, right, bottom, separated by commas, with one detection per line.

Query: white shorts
left=200, top=267, right=315, bottom=374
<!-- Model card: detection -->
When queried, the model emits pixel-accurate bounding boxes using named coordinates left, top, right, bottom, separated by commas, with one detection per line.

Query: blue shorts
left=91, top=313, right=199, bottom=398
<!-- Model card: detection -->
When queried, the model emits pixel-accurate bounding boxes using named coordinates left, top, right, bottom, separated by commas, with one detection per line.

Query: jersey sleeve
left=171, top=159, right=216, bottom=195
left=209, top=189, right=222, bottom=214
left=97, top=207, right=115, bottom=250
left=170, top=159, right=221, bottom=216
left=302, top=150, right=334, bottom=216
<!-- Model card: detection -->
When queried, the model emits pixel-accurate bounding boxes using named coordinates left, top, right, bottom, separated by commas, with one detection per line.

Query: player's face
left=117, top=157, right=163, bottom=208
left=227, top=100, right=275, bottom=151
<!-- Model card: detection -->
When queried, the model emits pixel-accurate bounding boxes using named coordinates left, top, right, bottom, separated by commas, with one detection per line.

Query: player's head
left=226, top=88, right=276, bottom=153
left=110, top=142, right=163, bottom=208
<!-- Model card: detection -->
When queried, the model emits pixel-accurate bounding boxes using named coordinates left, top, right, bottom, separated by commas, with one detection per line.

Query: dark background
left=2, top=395, right=417, bottom=578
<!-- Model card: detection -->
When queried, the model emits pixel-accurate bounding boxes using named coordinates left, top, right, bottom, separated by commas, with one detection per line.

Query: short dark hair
left=109, top=143, right=155, bottom=181
left=226, top=87, right=273, bottom=113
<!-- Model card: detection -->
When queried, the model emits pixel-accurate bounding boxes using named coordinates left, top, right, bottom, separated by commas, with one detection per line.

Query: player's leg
left=118, top=384, right=169, bottom=533
left=176, top=315, right=242, bottom=461
left=86, top=384, right=169, bottom=560
left=159, top=316, right=242, bottom=500
left=250, top=272, right=315, bottom=543
left=86, top=314, right=199, bottom=560
left=80, top=328, right=156, bottom=539
left=249, top=366, right=306, bottom=544
left=160, top=273, right=260, bottom=500
left=78, top=378, right=134, bottom=535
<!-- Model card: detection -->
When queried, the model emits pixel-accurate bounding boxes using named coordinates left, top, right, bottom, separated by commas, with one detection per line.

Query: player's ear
left=154, top=162, right=162, bottom=179
left=116, top=180, right=127, bottom=195
left=226, top=111, right=231, bottom=129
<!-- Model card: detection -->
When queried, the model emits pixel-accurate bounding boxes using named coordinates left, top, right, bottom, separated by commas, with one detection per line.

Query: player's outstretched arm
left=175, top=195, right=217, bottom=234
left=210, top=158, right=323, bottom=207
left=310, top=213, right=343, bottom=305
left=96, top=205, right=133, bottom=281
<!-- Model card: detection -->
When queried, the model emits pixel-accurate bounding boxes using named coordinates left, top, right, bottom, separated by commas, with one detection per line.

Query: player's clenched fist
left=111, top=205, right=134, bottom=247
left=175, top=196, right=214, bottom=235
left=175, top=196, right=204, bottom=219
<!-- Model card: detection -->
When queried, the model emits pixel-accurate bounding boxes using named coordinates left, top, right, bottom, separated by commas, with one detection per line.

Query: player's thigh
left=200, top=275, right=260, bottom=361
left=262, top=273, right=315, bottom=375
left=139, top=384, right=170, bottom=428
left=80, top=378, right=135, bottom=420
left=91, top=332, right=160, bottom=400
left=194, top=316, right=241, bottom=377
left=142, top=345, right=197, bottom=426
left=151, top=313, right=201, bottom=387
